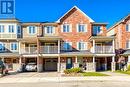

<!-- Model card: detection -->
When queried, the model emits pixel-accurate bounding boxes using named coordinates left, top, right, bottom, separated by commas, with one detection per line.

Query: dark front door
left=66, top=58, right=72, bottom=69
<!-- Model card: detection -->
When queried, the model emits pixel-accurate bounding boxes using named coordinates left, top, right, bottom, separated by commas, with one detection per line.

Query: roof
left=89, top=36, right=115, bottom=41
left=108, top=14, right=130, bottom=32
left=56, top=6, right=94, bottom=23
left=60, top=50, right=93, bottom=56
left=0, top=18, right=20, bottom=23
left=92, top=22, right=108, bottom=26
left=123, top=49, right=130, bottom=55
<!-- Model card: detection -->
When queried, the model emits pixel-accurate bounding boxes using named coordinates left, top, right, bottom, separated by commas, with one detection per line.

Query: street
left=0, top=81, right=130, bottom=87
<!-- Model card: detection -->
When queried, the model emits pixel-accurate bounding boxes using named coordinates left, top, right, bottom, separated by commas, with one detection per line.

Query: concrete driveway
left=5, top=72, right=59, bottom=78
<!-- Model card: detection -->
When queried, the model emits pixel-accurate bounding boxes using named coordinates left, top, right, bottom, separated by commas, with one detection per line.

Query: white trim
left=56, top=6, right=94, bottom=23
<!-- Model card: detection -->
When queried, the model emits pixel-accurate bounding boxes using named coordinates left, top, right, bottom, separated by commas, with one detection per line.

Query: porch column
left=73, top=56, right=79, bottom=68
left=92, top=56, right=96, bottom=72
left=57, top=56, right=60, bottom=72
left=58, top=39, right=60, bottom=54
left=111, top=56, right=116, bottom=72
left=93, top=40, right=95, bottom=53
left=104, top=57, right=107, bottom=70
left=37, top=57, right=43, bottom=72
left=112, top=39, right=115, bottom=53
left=19, top=41, right=21, bottom=54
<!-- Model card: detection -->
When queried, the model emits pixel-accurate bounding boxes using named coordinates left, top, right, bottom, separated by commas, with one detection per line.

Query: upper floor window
left=17, top=26, right=21, bottom=34
left=45, top=26, right=55, bottom=34
left=77, top=24, right=87, bottom=32
left=11, top=43, right=18, bottom=51
left=63, top=42, right=72, bottom=51
left=77, top=42, right=87, bottom=50
left=126, top=24, right=130, bottom=32
left=62, top=24, right=71, bottom=32
left=28, top=26, right=36, bottom=34
left=126, top=40, right=130, bottom=49
left=0, top=42, right=5, bottom=51
left=0, top=25, right=4, bottom=33
left=8, top=25, right=14, bottom=33
left=92, top=26, right=101, bottom=36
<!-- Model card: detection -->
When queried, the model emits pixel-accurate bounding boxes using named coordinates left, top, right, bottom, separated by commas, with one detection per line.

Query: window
left=45, top=26, right=55, bottom=34
left=0, top=42, right=5, bottom=52
left=77, top=42, right=87, bottom=50
left=62, top=24, right=71, bottom=32
left=28, top=26, right=36, bottom=34
left=92, top=26, right=101, bottom=36
left=126, top=24, right=130, bottom=32
left=126, top=40, right=130, bottom=49
left=77, top=24, right=87, bottom=32
left=11, top=43, right=18, bottom=51
left=63, top=42, right=72, bottom=51
left=17, top=26, right=21, bottom=34
left=0, top=25, right=4, bottom=33
left=8, top=25, right=14, bottom=33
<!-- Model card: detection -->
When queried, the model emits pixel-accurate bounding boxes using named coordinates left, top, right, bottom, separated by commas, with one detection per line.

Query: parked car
left=25, top=63, right=37, bottom=72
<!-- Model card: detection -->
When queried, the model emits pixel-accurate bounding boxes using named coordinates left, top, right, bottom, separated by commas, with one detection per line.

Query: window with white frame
left=126, top=24, right=130, bottom=32
left=62, top=24, right=71, bottom=32
left=8, top=25, right=14, bottom=33
left=0, top=25, right=4, bottom=33
left=63, top=42, right=72, bottom=51
left=77, top=42, right=87, bottom=50
left=28, top=26, right=36, bottom=34
left=0, top=42, right=5, bottom=52
left=45, top=26, right=55, bottom=34
left=77, top=24, right=87, bottom=32
left=10, top=43, right=18, bottom=51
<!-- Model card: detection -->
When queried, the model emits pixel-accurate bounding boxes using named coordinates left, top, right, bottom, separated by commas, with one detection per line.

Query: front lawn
left=115, top=70, right=130, bottom=75
left=81, top=72, right=109, bottom=76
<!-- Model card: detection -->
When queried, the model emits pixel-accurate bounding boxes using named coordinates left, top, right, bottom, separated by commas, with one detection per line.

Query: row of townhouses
left=0, top=6, right=130, bottom=72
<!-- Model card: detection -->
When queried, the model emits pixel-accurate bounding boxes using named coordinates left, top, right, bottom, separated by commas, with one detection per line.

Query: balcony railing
left=21, top=47, right=37, bottom=54
left=95, top=46, right=113, bottom=53
left=40, top=46, right=58, bottom=54
left=0, top=34, right=17, bottom=39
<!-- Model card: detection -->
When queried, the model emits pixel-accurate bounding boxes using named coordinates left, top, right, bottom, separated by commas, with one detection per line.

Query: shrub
left=64, top=68, right=82, bottom=74
left=127, top=65, right=130, bottom=71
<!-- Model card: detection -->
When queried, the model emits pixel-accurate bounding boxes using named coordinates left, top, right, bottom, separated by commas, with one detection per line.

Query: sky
left=8, top=0, right=130, bottom=28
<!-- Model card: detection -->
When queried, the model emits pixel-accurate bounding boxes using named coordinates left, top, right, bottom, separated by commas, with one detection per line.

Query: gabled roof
left=56, top=6, right=94, bottom=23
left=108, top=14, right=130, bottom=30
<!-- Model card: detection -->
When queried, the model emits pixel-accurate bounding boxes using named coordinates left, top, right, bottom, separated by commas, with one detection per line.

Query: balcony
left=40, top=46, right=58, bottom=54
left=21, top=47, right=37, bottom=54
left=91, top=46, right=114, bottom=54
left=0, top=34, right=17, bottom=39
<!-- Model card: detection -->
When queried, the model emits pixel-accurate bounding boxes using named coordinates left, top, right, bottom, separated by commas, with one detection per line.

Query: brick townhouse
left=0, top=6, right=116, bottom=72
left=107, top=14, right=130, bottom=69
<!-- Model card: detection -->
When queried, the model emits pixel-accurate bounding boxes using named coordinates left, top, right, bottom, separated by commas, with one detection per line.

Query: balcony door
left=29, top=44, right=37, bottom=53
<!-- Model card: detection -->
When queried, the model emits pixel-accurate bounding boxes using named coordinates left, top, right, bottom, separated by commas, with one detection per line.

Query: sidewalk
left=1, top=76, right=130, bottom=83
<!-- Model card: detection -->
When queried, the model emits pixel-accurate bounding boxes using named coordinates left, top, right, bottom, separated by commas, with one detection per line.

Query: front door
left=66, top=58, right=72, bottom=69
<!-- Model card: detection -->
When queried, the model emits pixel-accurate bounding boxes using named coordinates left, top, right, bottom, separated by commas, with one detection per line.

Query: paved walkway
left=0, top=71, right=130, bottom=83
left=100, top=71, right=129, bottom=76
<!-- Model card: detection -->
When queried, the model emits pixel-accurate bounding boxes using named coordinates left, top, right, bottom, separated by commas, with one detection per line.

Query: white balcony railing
left=21, top=47, right=37, bottom=54
left=0, top=34, right=17, bottom=39
left=94, top=46, right=113, bottom=53
left=40, top=46, right=58, bottom=54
